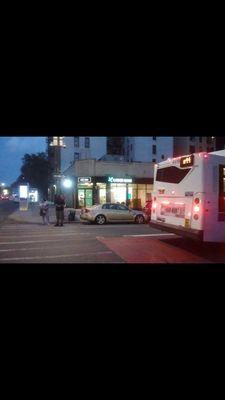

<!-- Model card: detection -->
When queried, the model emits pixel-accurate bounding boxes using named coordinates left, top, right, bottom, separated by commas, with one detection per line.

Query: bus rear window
left=156, top=166, right=191, bottom=184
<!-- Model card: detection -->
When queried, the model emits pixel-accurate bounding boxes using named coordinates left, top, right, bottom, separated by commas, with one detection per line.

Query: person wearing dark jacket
left=54, top=194, right=66, bottom=226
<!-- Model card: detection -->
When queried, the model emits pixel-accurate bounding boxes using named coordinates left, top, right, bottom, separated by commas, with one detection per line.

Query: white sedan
left=80, top=203, right=147, bottom=225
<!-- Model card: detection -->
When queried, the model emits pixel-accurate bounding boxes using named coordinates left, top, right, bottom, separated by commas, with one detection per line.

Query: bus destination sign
left=180, top=154, right=194, bottom=168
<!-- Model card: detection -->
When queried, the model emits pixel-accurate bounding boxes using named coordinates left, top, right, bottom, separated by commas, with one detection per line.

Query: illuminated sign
left=19, top=185, right=29, bottom=211
left=180, top=154, right=194, bottom=168
left=78, top=177, right=92, bottom=183
left=19, top=185, right=29, bottom=199
left=108, top=177, right=133, bottom=183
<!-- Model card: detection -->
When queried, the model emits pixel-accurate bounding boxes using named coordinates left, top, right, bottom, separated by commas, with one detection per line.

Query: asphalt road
left=0, top=200, right=19, bottom=223
left=1, top=215, right=225, bottom=265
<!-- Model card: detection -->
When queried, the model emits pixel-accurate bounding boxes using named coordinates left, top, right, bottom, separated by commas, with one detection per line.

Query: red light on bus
left=194, top=198, right=200, bottom=204
left=194, top=214, right=199, bottom=220
left=203, top=154, right=208, bottom=158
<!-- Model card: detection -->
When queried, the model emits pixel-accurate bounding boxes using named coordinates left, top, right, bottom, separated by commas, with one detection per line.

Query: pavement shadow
left=159, top=237, right=225, bottom=264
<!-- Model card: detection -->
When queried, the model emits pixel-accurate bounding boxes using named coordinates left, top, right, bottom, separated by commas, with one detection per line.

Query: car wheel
left=95, top=214, right=106, bottom=225
left=135, top=215, right=145, bottom=224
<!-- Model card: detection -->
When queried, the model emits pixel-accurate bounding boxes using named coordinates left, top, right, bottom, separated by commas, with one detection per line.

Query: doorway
left=78, top=188, right=93, bottom=208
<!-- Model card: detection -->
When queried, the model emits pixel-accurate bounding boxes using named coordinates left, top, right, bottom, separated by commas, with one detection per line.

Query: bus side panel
left=203, top=162, right=225, bottom=242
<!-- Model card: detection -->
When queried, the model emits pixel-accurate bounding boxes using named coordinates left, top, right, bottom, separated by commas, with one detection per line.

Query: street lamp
left=63, top=178, right=73, bottom=189
left=0, top=182, right=5, bottom=195
left=49, top=136, right=66, bottom=195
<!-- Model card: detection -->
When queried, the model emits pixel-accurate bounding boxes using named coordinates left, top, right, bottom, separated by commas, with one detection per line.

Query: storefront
left=62, top=159, right=154, bottom=209
left=76, top=176, right=153, bottom=209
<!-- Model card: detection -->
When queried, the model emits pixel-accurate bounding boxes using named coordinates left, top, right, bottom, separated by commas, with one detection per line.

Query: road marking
left=0, top=243, right=92, bottom=252
left=0, top=237, right=92, bottom=245
left=0, top=233, right=91, bottom=241
left=0, top=251, right=113, bottom=261
left=122, top=233, right=176, bottom=237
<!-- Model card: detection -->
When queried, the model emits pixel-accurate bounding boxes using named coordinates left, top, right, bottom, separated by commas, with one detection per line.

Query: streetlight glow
left=63, top=179, right=72, bottom=188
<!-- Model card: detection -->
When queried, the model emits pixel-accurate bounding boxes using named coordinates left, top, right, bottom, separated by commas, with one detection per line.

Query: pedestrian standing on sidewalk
left=40, top=198, right=50, bottom=225
left=54, top=193, right=66, bottom=226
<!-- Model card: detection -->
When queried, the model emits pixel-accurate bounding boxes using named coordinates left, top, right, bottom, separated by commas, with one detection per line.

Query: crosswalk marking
left=123, top=233, right=176, bottom=237
left=0, top=237, right=91, bottom=245
left=0, top=250, right=113, bottom=261
left=0, top=232, right=91, bottom=239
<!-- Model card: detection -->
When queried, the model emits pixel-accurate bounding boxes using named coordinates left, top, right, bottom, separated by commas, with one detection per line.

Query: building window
left=199, top=137, right=202, bottom=143
left=190, top=137, right=195, bottom=141
left=152, top=158, right=156, bottom=162
left=74, top=152, right=80, bottom=161
left=74, top=137, right=79, bottom=147
left=130, top=144, right=133, bottom=151
left=153, top=136, right=156, bottom=140
left=161, top=155, right=165, bottom=160
left=152, top=144, right=156, bottom=155
left=85, top=137, right=90, bottom=148
left=189, top=145, right=195, bottom=153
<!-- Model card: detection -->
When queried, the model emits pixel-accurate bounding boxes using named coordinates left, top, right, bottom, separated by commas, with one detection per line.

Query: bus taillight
left=193, top=197, right=201, bottom=218
left=194, top=205, right=200, bottom=213
left=152, top=201, right=157, bottom=213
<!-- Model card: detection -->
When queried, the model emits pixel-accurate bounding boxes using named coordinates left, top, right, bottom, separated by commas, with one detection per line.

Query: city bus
left=149, top=150, right=225, bottom=242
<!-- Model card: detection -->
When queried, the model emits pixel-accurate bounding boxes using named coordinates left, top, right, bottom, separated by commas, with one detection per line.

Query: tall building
left=173, top=136, right=216, bottom=157
left=46, top=136, right=66, bottom=200
left=215, top=136, right=225, bottom=151
left=60, top=135, right=174, bottom=173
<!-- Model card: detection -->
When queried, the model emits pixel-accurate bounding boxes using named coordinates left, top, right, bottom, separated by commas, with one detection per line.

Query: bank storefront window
left=97, top=183, right=106, bottom=204
left=127, top=183, right=153, bottom=208
left=111, top=183, right=126, bottom=203
left=138, top=184, right=146, bottom=207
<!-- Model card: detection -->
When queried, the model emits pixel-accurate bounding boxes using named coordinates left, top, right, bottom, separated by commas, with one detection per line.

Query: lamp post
left=62, top=178, right=74, bottom=208
left=0, top=183, right=5, bottom=196
left=49, top=137, right=66, bottom=196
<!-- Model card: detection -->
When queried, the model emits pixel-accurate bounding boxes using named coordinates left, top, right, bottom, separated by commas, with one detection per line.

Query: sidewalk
left=7, top=204, right=81, bottom=224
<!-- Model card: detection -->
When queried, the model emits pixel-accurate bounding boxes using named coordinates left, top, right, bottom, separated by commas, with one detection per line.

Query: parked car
left=0, top=195, right=9, bottom=200
left=80, top=203, right=147, bottom=225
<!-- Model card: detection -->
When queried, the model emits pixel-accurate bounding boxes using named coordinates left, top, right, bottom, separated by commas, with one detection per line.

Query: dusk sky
left=0, top=137, right=46, bottom=186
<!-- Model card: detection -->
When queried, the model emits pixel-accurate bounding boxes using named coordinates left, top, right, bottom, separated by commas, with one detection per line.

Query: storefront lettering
left=78, top=177, right=92, bottom=183
left=108, top=177, right=132, bottom=183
